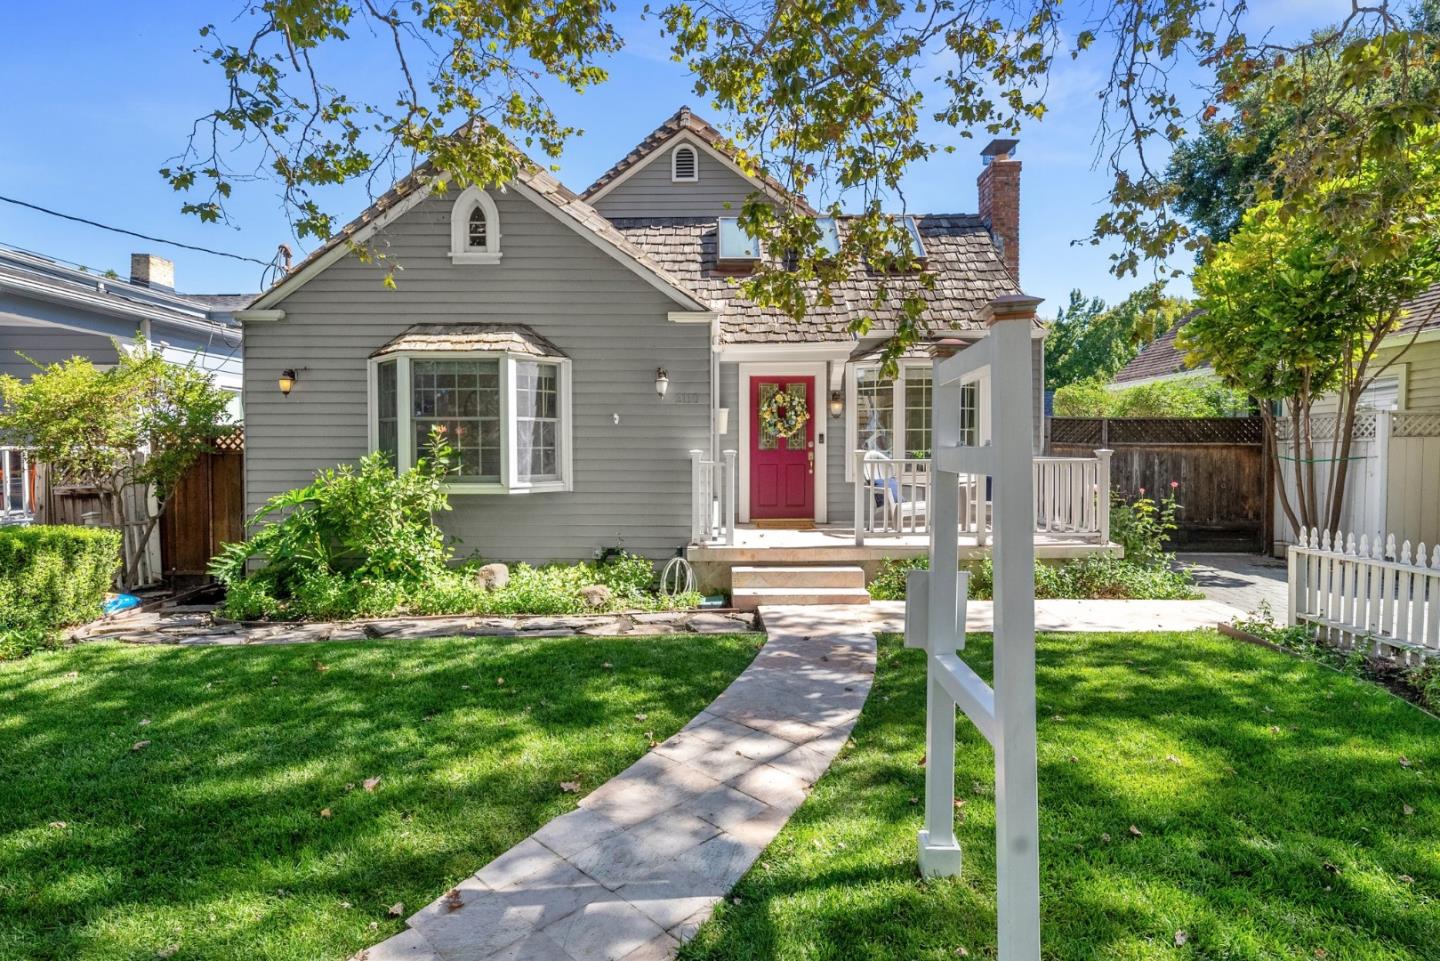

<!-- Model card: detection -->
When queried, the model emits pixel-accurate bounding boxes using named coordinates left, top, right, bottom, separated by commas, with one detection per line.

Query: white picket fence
left=1287, top=527, right=1440, bottom=662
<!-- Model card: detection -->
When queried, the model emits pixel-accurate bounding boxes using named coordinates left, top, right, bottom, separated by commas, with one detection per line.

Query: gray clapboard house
left=239, top=108, right=1109, bottom=595
left=0, top=245, right=246, bottom=525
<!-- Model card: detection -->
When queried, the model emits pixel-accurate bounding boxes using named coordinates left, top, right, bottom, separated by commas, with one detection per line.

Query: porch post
left=1096, top=449, right=1113, bottom=544
left=688, top=449, right=704, bottom=544
left=722, top=449, right=738, bottom=546
left=854, top=451, right=866, bottom=546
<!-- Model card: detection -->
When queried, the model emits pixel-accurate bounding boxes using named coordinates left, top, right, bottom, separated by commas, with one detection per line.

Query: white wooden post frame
left=905, top=294, right=1042, bottom=961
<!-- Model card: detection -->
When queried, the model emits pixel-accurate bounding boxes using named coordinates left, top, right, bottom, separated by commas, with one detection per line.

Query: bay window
left=368, top=350, right=572, bottom=493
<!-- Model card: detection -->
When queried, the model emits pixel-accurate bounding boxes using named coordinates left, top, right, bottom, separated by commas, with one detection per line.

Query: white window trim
left=448, top=186, right=503, bottom=265
left=844, top=360, right=985, bottom=481
left=367, top=350, right=572, bottom=494
left=671, top=143, right=699, bottom=183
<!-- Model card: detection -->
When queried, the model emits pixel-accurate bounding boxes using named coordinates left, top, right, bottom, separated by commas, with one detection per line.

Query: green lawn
left=683, top=631, right=1439, bottom=961
left=0, top=632, right=761, bottom=961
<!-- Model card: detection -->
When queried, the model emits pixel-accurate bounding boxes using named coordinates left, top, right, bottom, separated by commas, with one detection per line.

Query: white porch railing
left=1288, top=526, right=1440, bottom=662
left=689, top=449, right=738, bottom=546
left=854, top=448, right=1112, bottom=545
left=1, top=447, right=36, bottom=525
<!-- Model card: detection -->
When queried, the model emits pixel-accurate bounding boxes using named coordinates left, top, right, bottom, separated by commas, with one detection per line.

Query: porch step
left=731, top=565, right=866, bottom=590
left=730, top=586, right=872, bottom=611
left=731, top=565, right=870, bottom=610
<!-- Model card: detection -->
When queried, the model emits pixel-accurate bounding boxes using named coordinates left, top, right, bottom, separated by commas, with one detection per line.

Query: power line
left=0, top=194, right=274, bottom=267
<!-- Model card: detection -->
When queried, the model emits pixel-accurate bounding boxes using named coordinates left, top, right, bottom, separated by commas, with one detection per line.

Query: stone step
left=730, top=586, right=871, bottom=611
left=730, top=565, right=866, bottom=590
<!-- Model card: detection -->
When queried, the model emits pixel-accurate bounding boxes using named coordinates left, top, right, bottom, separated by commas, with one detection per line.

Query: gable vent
left=672, top=144, right=698, bottom=182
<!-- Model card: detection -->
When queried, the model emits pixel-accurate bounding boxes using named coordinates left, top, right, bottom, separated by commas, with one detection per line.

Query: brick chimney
left=130, top=253, right=175, bottom=291
left=977, top=139, right=1020, bottom=285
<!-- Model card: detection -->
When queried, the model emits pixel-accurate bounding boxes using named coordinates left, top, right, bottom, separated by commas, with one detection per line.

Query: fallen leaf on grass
left=1403, top=803, right=1415, bottom=816
left=1101, top=833, right=1111, bottom=843
left=387, top=902, right=405, bottom=918
left=1128, top=824, right=1143, bottom=837
left=1399, top=755, right=1413, bottom=768
left=443, top=888, right=464, bottom=912
left=320, top=808, right=332, bottom=819
left=139, top=718, right=151, bottom=726
left=1269, top=725, right=1281, bottom=734
left=64, top=671, right=78, bottom=679
left=602, top=662, right=613, bottom=670
left=48, top=821, right=67, bottom=829
left=1323, top=861, right=1340, bottom=875
left=315, top=662, right=330, bottom=672
left=559, top=780, right=582, bottom=793
left=363, top=777, right=381, bottom=792
left=1051, top=715, right=1065, bottom=722
left=131, top=740, right=151, bottom=753
left=955, top=948, right=969, bottom=957
left=634, top=712, right=648, bottom=722
left=1313, top=950, right=1328, bottom=960
left=496, top=677, right=505, bottom=686
left=1400, top=874, right=1415, bottom=884
left=1174, top=930, right=1188, bottom=947
left=909, top=796, right=919, bottom=805
left=156, top=945, right=179, bottom=959
left=1068, top=755, right=1079, bottom=764
left=1165, top=754, right=1181, bottom=765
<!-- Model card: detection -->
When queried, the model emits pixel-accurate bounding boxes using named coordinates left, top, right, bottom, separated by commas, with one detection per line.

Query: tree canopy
left=1044, top=285, right=1190, bottom=390
left=172, top=1, right=1440, bottom=356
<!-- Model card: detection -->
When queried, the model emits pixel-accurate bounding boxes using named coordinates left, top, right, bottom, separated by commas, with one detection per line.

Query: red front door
left=750, top=375, right=816, bottom=520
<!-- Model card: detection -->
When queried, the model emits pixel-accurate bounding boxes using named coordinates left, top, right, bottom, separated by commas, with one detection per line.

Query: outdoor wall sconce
left=278, top=368, right=298, bottom=396
left=828, top=390, right=844, bottom=418
left=655, top=368, right=669, bottom=398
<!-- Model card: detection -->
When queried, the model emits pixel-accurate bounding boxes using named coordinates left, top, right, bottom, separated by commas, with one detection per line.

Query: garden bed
left=73, top=608, right=758, bottom=647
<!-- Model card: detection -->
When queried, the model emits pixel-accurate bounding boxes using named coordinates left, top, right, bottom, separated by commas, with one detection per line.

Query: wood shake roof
left=610, top=214, right=1026, bottom=343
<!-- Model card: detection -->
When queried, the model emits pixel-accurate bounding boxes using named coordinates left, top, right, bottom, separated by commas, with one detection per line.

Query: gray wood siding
left=246, top=186, right=710, bottom=563
left=0, top=321, right=118, bottom=380
left=591, top=146, right=761, bottom=218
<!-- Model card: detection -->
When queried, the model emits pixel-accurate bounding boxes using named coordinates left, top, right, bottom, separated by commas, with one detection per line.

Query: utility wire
left=0, top=194, right=274, bottom=267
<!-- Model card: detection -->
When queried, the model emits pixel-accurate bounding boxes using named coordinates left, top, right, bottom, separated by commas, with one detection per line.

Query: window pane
left=516, top=361, right=561, bottom=482
left=717, top=217, right=761, bottom=260
left=468, top=207, right=487, bottom=248
left=904, top=368, right=932, bottom=458
left=377, top=360, right=399, bottom=466
left=856, top=368, right=894, bottom=456
left=412, top=358, right=500, bottom=480
left=960, top=383, right=979, bottom=446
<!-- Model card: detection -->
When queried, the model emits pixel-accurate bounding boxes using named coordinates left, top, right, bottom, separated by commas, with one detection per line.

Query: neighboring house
left=1111, top=309, right=1210, bottom=387
left=1274, top=283, right=1440, bottom=549
left=0, top=245, right=248, bottom=524
left=238, top=106, right=1089, bottom=586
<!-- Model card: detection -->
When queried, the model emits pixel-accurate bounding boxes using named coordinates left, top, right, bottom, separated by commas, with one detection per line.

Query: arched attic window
left=671, top=143, right=699, bottom=183
left=449, top=186, right=502, bottom=264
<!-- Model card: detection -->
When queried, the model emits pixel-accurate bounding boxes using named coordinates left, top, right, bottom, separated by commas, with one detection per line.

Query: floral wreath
left=759, top=388, right=810, bottom=440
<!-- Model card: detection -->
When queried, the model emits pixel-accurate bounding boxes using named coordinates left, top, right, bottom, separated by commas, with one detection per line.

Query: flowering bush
left=1110, top=483, right=1181, bottom=569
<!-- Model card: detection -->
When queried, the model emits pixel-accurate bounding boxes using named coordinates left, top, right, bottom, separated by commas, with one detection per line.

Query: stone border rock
left=71, top=609, right=758, bottom=647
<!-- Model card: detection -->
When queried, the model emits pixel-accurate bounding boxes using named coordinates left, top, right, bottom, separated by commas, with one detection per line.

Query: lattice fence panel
left=1395, top=413, right=1440, bottom=438
left=212, top=427, right=245, bottom=453
left=1048, top=418, right=1103, bottom=446
left=1050, top=417, right=1262, bottom=446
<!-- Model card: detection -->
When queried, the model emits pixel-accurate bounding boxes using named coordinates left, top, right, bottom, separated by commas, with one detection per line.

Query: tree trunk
left=1263, top=407, right=1302, bottom=537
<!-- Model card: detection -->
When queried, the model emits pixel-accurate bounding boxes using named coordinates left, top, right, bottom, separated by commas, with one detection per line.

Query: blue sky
left=0, top=1, right=1350, bottom=315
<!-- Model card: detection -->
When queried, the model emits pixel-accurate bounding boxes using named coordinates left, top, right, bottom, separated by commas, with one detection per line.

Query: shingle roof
left=609, top=214, right=1026, bottom=343
left=581, top=106, right=816, bottom=215
left=1399, top=281, right=1440, bottom=335
left=1113, top=310, right=1207, bottom=383
left=371, top=323, right=567, bottom=359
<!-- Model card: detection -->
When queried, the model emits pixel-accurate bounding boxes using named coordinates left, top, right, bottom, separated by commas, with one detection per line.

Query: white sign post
left=905, top=294, right=1042, bottom=961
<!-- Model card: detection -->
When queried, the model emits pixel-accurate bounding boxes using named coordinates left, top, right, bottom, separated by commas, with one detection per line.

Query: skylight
left=884, top=217, right=926, bottom=260
left=816, top=217, right=841, bottom=257
left=717, top=217, right=761, bottom=261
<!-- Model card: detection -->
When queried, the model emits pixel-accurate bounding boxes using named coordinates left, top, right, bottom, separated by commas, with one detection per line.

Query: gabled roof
left=248, top=154, right=711, bottom=313
left=581, top=106, right=817, bottom=215
left=1113, top=311, right=1205, bottom=384
left=610, top=214, right=1030, bottom=344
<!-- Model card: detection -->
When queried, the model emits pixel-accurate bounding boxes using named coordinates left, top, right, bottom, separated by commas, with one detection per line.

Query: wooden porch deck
left=687, top=524, right=1121, bottom=593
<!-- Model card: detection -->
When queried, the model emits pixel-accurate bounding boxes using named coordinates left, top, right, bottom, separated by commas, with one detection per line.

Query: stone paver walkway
left=361, top=605, right=878, bottom=961
left=1177, top=553, right=1289, bottom=617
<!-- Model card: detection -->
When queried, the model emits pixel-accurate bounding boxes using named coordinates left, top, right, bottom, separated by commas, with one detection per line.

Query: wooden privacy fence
left=1288, top=526, right=1440, bottom=663
left=161, top=430, right=245, bottom=580
left=1049, top=416, right=1268, bottom=552
left=36, top=460, right=162, bottom=587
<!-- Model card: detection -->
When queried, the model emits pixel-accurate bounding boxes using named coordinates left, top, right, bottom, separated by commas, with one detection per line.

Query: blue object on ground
left=700, top=594, right=728, bottom=608
left=102, top=593, right=141, bottom=616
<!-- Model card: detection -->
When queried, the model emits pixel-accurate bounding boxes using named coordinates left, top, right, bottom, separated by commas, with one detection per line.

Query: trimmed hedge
left=0, top=525, right=121, bottom=658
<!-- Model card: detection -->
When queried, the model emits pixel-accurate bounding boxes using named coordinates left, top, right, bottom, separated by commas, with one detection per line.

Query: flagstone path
left=360, top=605, right=879, bottom=961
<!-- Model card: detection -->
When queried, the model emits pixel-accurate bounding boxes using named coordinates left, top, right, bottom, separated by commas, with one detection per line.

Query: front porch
left=687, top=522, right=1123, bottom=595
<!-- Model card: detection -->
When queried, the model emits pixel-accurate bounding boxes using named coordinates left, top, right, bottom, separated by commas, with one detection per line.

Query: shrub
left=1053, top=375, right=1248, bottom=418
left=867, top=552, right=1199, bottom=601
left=1109, top=485, right=1181, bottom=569
left=0, top=525, right=121, bottom=657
